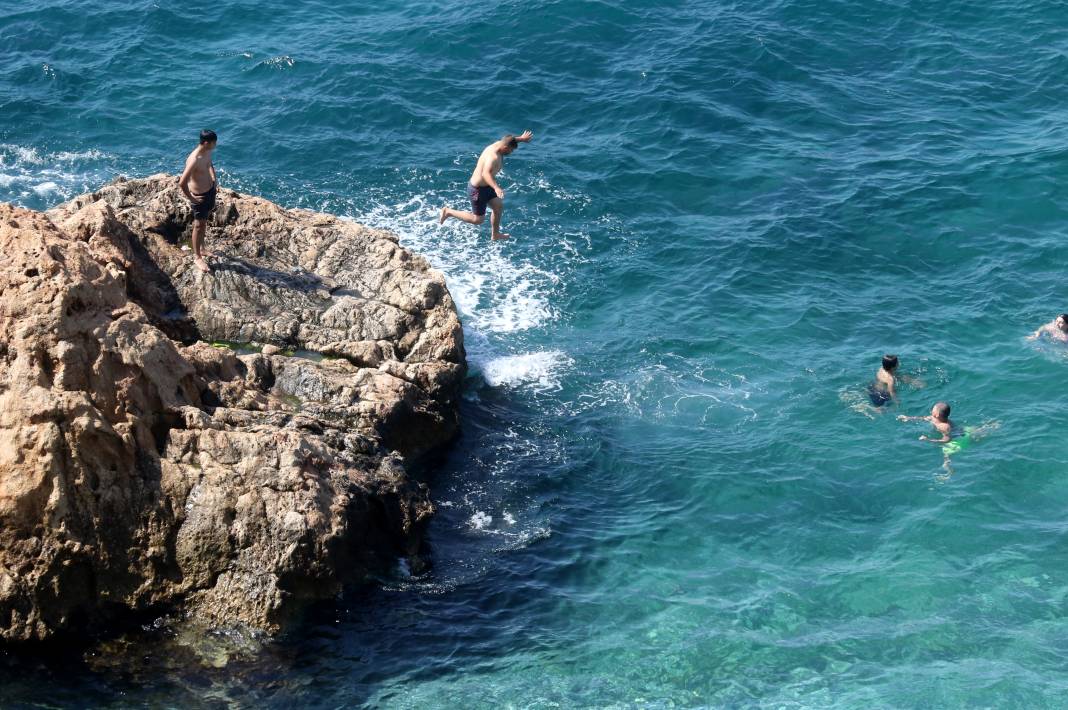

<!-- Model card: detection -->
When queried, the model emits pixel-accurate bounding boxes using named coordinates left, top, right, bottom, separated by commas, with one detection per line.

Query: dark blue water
left=5, top=0, right=1068, bottom=706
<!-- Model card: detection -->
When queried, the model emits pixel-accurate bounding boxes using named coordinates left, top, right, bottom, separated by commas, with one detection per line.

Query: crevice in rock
left=150, top=411, right=186, bottom=454
left=146, top=213, right=188, bottom=246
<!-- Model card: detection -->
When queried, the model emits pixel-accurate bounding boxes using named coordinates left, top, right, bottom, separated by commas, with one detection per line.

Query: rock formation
left=0, top=175, right=464, bottom=642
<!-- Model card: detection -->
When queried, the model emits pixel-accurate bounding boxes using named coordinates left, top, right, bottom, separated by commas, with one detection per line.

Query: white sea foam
left=0, top=143, right=112, bottom=207
left=0, top=145, right=44, bottom=166
left=53, top=149, right=106, bottom=162
left=260, top=55, right=295, bottom=69
left=353, top=189, right=562, bottom=338
left=469, top=511, right=493, bottom=530
left=479, top=350, right=571, bottom=391
left=568, top=359, right=761, bottom=425
left=32, top=181, right=60, bottom=196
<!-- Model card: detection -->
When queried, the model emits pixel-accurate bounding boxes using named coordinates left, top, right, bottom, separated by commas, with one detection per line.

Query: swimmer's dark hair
left=1058, top=313, right=1068, bottom=323
left=501, top=134, right=519, bottom=149
left=933, top=401, right=951, bottom=419
left=200, top=129, right=218, bottom=145
left=882, top=354, right=899, bottom=371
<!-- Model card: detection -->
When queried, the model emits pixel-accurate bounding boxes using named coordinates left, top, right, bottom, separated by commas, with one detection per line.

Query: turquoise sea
left=5, top=0, right=1068, bottom=706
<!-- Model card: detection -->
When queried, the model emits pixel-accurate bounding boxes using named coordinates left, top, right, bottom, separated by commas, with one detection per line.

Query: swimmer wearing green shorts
left=942, top=427, right=976, bottom=457
left=897, top=401, right=954, bottom=445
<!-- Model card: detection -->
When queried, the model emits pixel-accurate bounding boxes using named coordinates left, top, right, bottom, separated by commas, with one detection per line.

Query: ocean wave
left=354, top=191, right=562, bottom=337
left=477, top=350, right=572, bottom=391
left=248, top=55, right=296, bottom=71
left=0, top=143, right=114, bottom=208
left=31, top=181, right=60, bottom=196
left=570, top=356, right=762, bottom=426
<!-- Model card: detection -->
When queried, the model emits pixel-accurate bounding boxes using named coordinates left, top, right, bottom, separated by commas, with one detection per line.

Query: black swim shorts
left=868, top=383, right=891, bottom=407
left=467, top=182, right=497, bottom=216
left=191, top=183, right=217, bottom=221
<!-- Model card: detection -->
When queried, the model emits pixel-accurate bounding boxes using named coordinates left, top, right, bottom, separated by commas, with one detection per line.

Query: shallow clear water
left=4, top=0, right=1068, bottom=706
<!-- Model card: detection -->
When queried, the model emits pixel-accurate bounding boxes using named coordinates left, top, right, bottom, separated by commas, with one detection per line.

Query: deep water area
left=4, top=0, right=1068, bottom=706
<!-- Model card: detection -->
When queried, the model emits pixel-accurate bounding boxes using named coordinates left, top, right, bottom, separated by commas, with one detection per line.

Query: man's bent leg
left=489, top=198, right=508, bottom=240
left=442, top=207, right=485, bottom=225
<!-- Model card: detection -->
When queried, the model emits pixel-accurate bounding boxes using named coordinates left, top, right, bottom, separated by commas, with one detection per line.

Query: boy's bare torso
left=185, top=148, right=215, bottom=194
left=469, top=144, right=503, bottom=187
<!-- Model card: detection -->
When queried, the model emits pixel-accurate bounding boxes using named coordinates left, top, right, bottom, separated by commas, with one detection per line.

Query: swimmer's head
left=931, top=401, right=951, bottom=421
left=882, top=354, right=899, bottom=372
left=1057, top=314, right=1068, bottom=332
left=199, top=129, right=218, bottom=147
left=500, top=134, right=519, bottom=154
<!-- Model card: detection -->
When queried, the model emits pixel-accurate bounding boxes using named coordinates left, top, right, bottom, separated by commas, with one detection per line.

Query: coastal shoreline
left=0, top=175, right=466, bottom=643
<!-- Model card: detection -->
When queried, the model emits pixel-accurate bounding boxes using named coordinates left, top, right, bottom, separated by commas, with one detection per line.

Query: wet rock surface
left=0, top=175, right=464, bottom=641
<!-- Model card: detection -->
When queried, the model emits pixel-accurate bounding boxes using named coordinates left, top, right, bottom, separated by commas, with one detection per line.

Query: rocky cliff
left=0, top=175, right=464, bottom=641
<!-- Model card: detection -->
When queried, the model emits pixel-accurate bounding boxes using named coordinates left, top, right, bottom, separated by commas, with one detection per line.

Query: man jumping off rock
left=439, top=130, right=533, bottom=240
left=179, top=129, right=219, bottom=272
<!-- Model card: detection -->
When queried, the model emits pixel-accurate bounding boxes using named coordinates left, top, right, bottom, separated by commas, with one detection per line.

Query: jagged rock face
left=0, top=175, right=464, bottom=642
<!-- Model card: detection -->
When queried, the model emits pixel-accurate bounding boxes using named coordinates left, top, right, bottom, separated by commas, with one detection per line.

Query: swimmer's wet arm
left=517, top=130, right=533, bottom=143
left=1028, top=324, right=1051, bottom=340
left=919, top=433, right=951, bottom=443
left=896, top=414, right=925, bottom=422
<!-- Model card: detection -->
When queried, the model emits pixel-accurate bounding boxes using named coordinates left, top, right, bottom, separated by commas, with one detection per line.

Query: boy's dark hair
left=882, top=354, right=899, bottom=371
left=1059, top=313, right=1068, bottom=322
left=501, top=134, right=519, bottom=149
left=200, top=129, right=218, bottom=145
left=933, top=401, right=951, bottom=419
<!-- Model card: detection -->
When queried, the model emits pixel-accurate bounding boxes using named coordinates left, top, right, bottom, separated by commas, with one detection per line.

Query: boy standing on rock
left=179, top=129, right=218, bottom=273
left=439, top=130, right=533, bottom=240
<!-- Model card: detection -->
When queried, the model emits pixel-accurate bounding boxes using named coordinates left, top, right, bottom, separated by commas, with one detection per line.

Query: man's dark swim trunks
left=467, top=182, right=496, bottom=216
left=868, top=383, right=891, bottom=407
left=191, top=182, right=217, bottom=221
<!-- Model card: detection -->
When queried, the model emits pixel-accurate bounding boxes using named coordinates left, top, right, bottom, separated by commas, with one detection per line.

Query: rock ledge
left=0, top=175, right=464, bottom=641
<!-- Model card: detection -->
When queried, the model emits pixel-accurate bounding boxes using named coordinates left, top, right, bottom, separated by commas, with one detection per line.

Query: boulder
left=0, top=174, right=464, bottom=641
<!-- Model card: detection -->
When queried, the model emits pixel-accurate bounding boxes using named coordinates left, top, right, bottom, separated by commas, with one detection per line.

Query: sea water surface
left=4, top=0, right=1068, bottom=706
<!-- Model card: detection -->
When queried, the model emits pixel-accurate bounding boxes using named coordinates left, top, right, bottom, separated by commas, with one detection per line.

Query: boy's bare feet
left=492, top=232, right=510, bottom=241
left=439, top=206, right=448, bottom=225
left=194, top=256, right=211, bottom=273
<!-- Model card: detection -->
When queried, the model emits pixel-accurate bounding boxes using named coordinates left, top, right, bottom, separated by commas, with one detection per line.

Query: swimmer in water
left=898, top=401, right=956, bottom=473
left=439, top=130, right=533, bottom=241
left=898, top=401, right=954, bottom=443
left=178, top=129, right=219, bottom=273
left=865, top=354, right=923, bottom=411
left=1028, top=313, right=1068, bottom=343
left=868, top=354, right=900, bottom=407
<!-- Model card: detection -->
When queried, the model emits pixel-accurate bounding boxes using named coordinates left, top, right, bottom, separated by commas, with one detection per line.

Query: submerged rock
left=0, top=175, right=465, bottom=642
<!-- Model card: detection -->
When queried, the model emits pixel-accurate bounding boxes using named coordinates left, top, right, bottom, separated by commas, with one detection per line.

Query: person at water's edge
left=440, top=130, right=533, bottom=240
left=179, top=129, right=218, bottom=273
